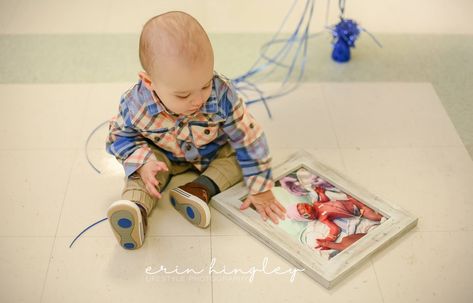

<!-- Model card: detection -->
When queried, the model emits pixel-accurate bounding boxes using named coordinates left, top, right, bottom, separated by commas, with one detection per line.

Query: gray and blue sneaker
left=107, top=200, right=147, bottom=250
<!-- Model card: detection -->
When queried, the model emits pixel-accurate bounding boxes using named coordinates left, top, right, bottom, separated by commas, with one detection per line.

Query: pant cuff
left=202, top=166, right=233, bottom=192
left=121, top=189, right=155, bottom=215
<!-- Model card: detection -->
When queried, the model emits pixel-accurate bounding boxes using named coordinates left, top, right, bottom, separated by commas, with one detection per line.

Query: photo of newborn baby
left=274, top=167, right=386, bottom=260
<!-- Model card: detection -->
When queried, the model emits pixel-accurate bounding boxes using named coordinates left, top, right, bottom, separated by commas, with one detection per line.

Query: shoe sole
left=107, top=200, right=144, bottom=250
left=170, top=188, right=211, bottom=228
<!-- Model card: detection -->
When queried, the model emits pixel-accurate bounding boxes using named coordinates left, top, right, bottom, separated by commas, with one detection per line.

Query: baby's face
left=147, top=54, right=214, bottom=116
left=297, top=203, right=316, bottom=220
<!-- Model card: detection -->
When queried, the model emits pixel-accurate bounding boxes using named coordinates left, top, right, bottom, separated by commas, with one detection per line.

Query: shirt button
left=249, top=123, right=254, bottom=129
left=204, top=129, right=210, bottom=135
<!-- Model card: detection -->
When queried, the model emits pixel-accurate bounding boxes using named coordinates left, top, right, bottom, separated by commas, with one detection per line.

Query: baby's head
left=138, top=11, right=214, bottom=115
left=286, top=203, right=316, bottom=221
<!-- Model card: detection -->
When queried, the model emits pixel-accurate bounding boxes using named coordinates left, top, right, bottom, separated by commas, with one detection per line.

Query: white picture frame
left=210, top=150, right=418, bottom=289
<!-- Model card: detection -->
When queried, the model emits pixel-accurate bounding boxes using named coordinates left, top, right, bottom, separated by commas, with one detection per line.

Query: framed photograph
left=210, top=150, right=418, bottom=289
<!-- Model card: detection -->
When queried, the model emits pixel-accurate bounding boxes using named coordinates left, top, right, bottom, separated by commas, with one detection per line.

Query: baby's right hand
left=137, top=160, right=169, bottom=199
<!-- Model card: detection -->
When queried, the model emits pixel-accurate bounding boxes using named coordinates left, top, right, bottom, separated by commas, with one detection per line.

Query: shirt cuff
left=123, top=146, right=157, bottom=178
left=246, top=170, right=274, bottom=195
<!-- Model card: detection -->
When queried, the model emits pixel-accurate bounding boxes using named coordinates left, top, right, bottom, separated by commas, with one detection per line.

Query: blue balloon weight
left=332, top=40, right=350, bottom=62
left=331, top=18, right=360, bottom=63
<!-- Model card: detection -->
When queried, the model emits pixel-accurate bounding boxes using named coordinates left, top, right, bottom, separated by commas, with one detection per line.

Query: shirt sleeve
left=221, top=84, right=274, bottom=194
left=105, top=97, right=157, bottom=177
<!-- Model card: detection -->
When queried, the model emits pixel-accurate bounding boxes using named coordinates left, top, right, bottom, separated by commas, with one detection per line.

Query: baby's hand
left=240, top=190, right=286, bottom=224
left=137, top=160, right=169, bottom=199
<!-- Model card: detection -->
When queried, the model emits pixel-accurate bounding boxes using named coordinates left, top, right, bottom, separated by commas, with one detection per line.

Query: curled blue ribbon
left=232, top=0, right=316, bottom=116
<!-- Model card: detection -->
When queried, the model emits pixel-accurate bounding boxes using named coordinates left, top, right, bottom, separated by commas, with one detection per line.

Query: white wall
left=343, top=0, right=473, bottom=34
left=0, top=0, right=472, bottom=34
left=202, top=0, right=473, bottom=34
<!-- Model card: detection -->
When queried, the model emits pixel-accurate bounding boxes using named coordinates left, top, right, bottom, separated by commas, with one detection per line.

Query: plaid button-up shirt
left=106, top=73, right=274, bottom=194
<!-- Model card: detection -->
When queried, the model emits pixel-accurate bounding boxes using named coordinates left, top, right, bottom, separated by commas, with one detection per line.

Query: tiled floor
left=1, top=82, right=472, bottom=302
left=1, top=1, right=473, bottom=302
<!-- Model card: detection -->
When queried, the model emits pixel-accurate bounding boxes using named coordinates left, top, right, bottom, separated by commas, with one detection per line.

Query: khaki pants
left=121, top=143, right=243, bottom=215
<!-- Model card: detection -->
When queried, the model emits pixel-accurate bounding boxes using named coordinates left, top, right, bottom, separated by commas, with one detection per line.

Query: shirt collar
left=139, top=75, right=220, bottom=117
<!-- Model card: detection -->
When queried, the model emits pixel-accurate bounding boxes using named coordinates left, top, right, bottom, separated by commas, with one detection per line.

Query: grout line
left=210, top=223, right=214, bottom=303
left=0, top=148, right=83, bottom=151
left=370, top=259, right=386, bottom=303
left=38, top=148, right=79, bottom=303
left=0, top=143, right=469, bottom=152
left=319, top=83, right=348, bottom=171
left=4, top=229, right=468, bottom=240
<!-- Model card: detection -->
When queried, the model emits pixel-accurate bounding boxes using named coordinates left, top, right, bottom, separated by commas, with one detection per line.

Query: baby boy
left=105, top=11, right=286, bottom=250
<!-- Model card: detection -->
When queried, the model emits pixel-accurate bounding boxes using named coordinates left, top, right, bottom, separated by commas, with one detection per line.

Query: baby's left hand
left=240, top=190, right=286, bottom=224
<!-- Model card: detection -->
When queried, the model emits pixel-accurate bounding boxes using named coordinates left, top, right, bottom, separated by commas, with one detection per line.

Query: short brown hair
left=139, top=11, right=212, bottom=77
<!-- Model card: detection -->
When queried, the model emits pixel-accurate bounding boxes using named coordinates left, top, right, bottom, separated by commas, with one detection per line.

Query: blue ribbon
left=232, top=0, right=316, bottom=116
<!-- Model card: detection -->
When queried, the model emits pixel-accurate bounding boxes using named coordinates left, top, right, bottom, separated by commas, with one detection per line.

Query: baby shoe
left=107, top=200, right=147, bottom=250
left=170, top=182, right=211, bottom=228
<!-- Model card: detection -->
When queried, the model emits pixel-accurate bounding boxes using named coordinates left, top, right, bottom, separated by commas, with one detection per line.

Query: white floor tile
left=210, top=235, right=385, bottom=302
left=381, top=83, right=464, bottom=147
left=323, top=83, right=464, bottom=148
left=0, top=237, right=54, bottom=303
left=210, top=207, right=249, bottom=236
left=340, top=147, right=473, bottom=232
left=42, top=236, right=212, bottom=302
left=0, top=150, right=77, bottom=236
left=249, top=83, right=339, bottom=150
left=372, top=230, right=473, bottom=303
left=80, top=83, right=135, bottom=150
left=56, top=150, right=124, bottom=238
left=0, top=84, right=90, bottom=150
